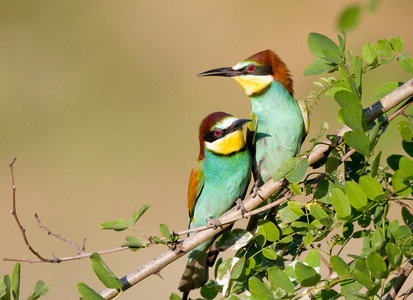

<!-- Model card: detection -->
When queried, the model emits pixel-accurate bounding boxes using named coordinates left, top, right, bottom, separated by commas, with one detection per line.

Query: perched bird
left=198, top=50, right=309, bottom=228
left=178, top=112, right=252, bottom=300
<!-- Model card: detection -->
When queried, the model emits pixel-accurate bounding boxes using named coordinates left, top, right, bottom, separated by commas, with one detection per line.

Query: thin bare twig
left=4, top=158, right=129, bottom=264
left=394, top=200, right=413, bottom=217
left=9, top=158, right=56, bottom=263
left=34, top=213, right=84, bottom=255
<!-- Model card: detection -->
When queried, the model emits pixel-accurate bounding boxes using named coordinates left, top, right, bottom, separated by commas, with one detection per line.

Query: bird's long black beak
left=197, top=67, right=241, bottom=77
left=229, top=119, right=252, bottom=132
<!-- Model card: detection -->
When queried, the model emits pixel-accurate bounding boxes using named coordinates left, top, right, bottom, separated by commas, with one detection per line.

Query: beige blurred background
left=1, top=1, right=412, bottom=299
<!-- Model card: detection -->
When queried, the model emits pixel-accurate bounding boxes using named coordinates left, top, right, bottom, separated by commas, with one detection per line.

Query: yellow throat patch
left=206, top=130, right=245, bottom=155
left=234, top=75, right=273, bottom=96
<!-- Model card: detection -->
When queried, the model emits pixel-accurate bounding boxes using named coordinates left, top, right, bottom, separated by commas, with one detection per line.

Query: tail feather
left=178, top=251, right=208, bottom=296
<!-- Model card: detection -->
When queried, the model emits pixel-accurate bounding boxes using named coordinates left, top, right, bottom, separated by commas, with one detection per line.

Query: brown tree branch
left=98, top=78, right=413, bottom=299
left=34, top=213, right=85, bottom=255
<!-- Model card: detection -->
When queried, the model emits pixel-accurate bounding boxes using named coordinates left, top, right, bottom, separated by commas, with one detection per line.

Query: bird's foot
left=207, top=217, right=222, bottom=229
left=251, top=178, right=261, bottom=198
left=235, top=198, right=247, bottom=218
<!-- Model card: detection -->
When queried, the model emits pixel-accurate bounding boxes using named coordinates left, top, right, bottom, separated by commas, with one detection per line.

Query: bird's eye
left=247, top=65, right=255, bottom=72
left=214, top=129, right=223, bottom=137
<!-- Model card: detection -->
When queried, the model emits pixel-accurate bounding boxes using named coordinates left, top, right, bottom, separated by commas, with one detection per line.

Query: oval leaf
left=90, top=253, right=122, bottom=290
left=330, top=256, right=350, bottom=276
left=366, top=251, right=387, bottom=279
left=359, top=176, right=383, bottom=200
left=268, top=267, right=294, bottom=294
left=248, top=277, right=273, bottom=300
left=331, top=188, right=351, bottom=218
left=345, top=181, right=368, bottom=210
left=77, top=283, right=105, bottom=300
left=343, top=130, right=370, bottom=156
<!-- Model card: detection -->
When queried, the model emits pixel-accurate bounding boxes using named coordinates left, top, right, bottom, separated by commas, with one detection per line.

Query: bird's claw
left=207, top=217, right=222, bottom=229
left=251, top=178, right=260, bottom=198
left=235, top=198, right=247, bottom=218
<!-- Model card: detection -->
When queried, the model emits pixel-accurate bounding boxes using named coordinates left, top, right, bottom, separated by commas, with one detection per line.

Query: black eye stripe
left=242, top=64, right=273, bottom=75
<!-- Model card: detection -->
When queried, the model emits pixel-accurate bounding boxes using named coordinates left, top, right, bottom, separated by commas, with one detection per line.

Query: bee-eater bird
left=178, top=112, right=252, bottom=299
left=198, top=50, right=309, bottom=229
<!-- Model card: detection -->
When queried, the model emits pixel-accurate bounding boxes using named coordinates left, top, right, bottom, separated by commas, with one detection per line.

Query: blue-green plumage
left=188, top=147, right=251, bottom=260
left=178, top=112, right=251, bottom=298
left=250, top=80, right=303, bottom=185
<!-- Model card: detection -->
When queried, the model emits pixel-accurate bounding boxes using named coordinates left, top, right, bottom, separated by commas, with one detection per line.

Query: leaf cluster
left=0, top=263, right=49, bottom=300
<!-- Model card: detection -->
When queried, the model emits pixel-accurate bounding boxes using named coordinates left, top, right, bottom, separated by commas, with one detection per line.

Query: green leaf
left=322, top=49, right=341, bottom=64
left=289, top=182, right=301, bottom=195
left=305, top=250, right=321, bottom=268
left=200, top=281, right=220, bottom=300
left=387, top=154, right=403, bottom=171
left=366, top=251, right=387, bottom=279
left=371, top=151, right=382, bottom=178
left=398, top=120, right=413, bottom=141
left=402, top=207, right=413, bottom=226
left=331, top=188, right=351, bottom=218
left=100, top=219, right=129, bottom=231
left=200, top=282, right=220, bottom=300
left=304, top=58, right=335, bottom=76
left=90, top=252, right=122, bottom=290
left=273, top=157, right=299, bottom=182
left=338, top=5, right=360, bottom=30
left=287, top=158, right=309, bottom=183
left=257, top=220, right=279, bottom=242
left=11, top=263, right=20, bottom=300
left=345, top=181, right=368, bottom=210
left=330, top=256, right=350, bottom=276
left=0, top=275, right=10, bottom=299
left=362, top=42, right=378, bottom=66
left=399, top=56, right=413, bottom=75
left=279, top=206, right=301, bottom=223
left=353, top=270, right=373, bottom=290
left=304, top=232, right=313, bottom=246
left=359, top=175, right=383, bottom=200
left=354, top=56, right=363, bottom=96
left=382, top=56, right=395, bottom=65
left=27, top=281, right=50, bottom=300
left=314, top=179, right=334, bottom=204
left=343, top=130, right=370, bottom=156
left=334, top=90, right=360, bottom=109
left=343, top=222, right=354, bottom=238
left=326, top=149, right=340, bottom=174
left=216, top=258, right=233, bottom=291
left=77, top=283, right=105, bottom=300
left=338, top=32, right=346, bottom=56
left=376, top=38, right=392, bottom=58
left=248, top=277, right=273, bottom=300
left=392, top=169, right=412, bottom=195
left=231, top=256, right=246, bottom=279
left=159, top=224, right=171, bottom=239
left=263, top=248, right=278, bottom=261
left=390, top=36, right=403, bottom=52
left=386, top=242, right=403, bottom=267
left=397, top=234, right=413, bottom=258
left=121, top=236, right=144, bottom=251
left=268, top=267, right=294, bottom=294
left=337, top=107, right=364, bottom=131
left=310, top=204, right=333, bottom=227
left=129, top=203, right=151, bottom=227
left=294, top=262, right=321, bottom=287
left=374, top=81, right=403, bottom=98
left=403, top=140, right=413, bottom=158
left=308, top=33, right=340, bottom=58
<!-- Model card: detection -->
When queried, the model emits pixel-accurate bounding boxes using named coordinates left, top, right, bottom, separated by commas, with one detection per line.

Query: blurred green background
left=1, top=1, right=412, bottom=299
